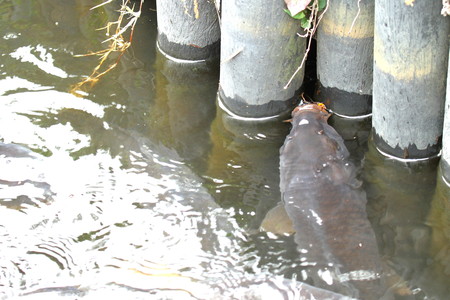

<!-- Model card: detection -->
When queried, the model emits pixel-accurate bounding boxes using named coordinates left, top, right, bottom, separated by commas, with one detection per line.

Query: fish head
left=291, top=103, right=331, bottom=122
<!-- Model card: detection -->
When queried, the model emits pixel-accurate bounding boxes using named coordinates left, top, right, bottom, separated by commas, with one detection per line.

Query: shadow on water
left=0, top=0, right=449, bottom=299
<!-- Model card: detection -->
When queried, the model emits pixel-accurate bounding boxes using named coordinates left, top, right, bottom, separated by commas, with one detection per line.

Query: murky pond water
left=1, top=1, right=449, bottom=299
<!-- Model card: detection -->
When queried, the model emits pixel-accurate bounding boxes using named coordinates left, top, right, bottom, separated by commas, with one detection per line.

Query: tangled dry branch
left=70, top=0, right=143, bottom=96
left=284, top=0, right=329, bottom=89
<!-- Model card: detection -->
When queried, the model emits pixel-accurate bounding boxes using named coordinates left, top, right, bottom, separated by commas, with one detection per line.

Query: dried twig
left=284, top=0, right=329, bottom=89
left=221, top=47, right=244, bottom=64
left=348, top=0, right=361, bottom=34
left=70, top=0, right=143, bottom=96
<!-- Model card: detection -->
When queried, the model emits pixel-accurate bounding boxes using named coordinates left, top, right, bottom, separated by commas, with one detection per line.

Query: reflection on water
left=205, top=111, right=289, bottom=229
left=363, top=138, right=444, bottom=298
left=420, top=165, right=450, bottom=299
left=0, top=146, right=247, bottom=299
left=151, top=49, right=218, bottom=169
left=0, top=0, right=449, bottom=299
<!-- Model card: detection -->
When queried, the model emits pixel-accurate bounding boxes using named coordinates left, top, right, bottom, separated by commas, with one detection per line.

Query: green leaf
left=318, top=0, right=327, bottom=11
left=300, top=18, right=311, bottom=29
left=294, top=11, right=306, bottom=20
left=284, top=8, right=306, bottom=20
left=284, top=8, right=293, bottom=17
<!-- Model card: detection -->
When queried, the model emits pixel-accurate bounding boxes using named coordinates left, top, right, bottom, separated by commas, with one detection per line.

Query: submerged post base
left=217, top=89, right=299, bottom=120
left=372, top=131, right=442, bottom=161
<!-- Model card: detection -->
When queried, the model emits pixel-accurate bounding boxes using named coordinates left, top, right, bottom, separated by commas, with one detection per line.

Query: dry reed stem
left=348, top=0, right=361, bottom=34
left=70, top=0, right=143, bottom=96
left=284, top=0, right=329, bottom=89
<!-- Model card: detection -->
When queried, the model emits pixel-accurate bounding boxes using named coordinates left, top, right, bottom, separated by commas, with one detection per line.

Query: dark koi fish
left=263, top=103, right=389, bottom=299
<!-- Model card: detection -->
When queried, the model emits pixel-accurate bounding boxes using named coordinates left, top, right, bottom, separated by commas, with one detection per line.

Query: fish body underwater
left=275, top=103, right=388, bottom=299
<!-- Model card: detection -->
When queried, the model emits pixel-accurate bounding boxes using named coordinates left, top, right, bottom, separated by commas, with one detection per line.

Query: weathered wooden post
left=372, top=0, right=449, bottom=159
left=219, top=0, right=306, bottom=118
left=316, top=0, right=374, bottom=117
left=441, top=49, right=450, bottom=182
left=156, top=0, right=220, bottom=61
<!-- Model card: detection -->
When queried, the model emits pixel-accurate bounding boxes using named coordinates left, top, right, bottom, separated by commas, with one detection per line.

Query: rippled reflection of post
left=205, top=110, right=288, bottom=229
left=420, top=165, right=450, bottom=298
left=363, top=137, right=439, bottom=296
left=420, top=57, right=450, bottom=298
left=151, top=49, right=218, bottom=169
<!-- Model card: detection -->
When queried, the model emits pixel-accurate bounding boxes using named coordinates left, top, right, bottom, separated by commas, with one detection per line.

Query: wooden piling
left=441, top=49, right=450, bottom=182
left=316, top=0, right=374, bottom=117
left=219, top=0, right=306, bottom=118
left=372, top=0, right=449, bottom=159
left=156, top=0, right=220, bottom=61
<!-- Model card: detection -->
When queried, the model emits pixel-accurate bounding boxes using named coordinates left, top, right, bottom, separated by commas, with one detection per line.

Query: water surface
left=0, top=1, right=449, bottom=299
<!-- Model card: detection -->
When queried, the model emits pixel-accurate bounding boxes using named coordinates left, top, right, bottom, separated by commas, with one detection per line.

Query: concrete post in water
left=156, top=0, right=220, bottom=61
left=372, top=0, right=449, bottom=159
left=316, top=0, right=374, bottom=117
left=441, top=49, right=450, bottom=182
left=219, top=0, right=306, bottom=118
